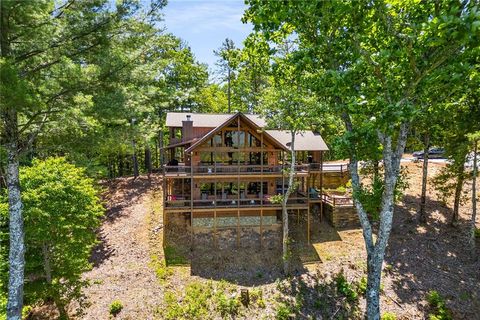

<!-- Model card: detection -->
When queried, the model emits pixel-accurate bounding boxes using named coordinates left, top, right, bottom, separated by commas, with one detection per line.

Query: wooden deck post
left=163, top=174, right=167, bottom=247
left=307, top=174, right=310, bottom=244
left=260, top=130, right=264, bottom=248
left=320, top=151, right=324, bottom=222
left=236, top=116, right=240, bottom=248
left=214, top=161, right=217, bottom=248
left=190, top=151, right=194, bottom=250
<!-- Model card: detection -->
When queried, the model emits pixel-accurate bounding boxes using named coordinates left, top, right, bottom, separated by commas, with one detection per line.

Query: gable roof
left=166, top=112, right=267, bottom=128
left=185, top=112, right=288, bottom=153
left=266, top=130, right=329, bottom=151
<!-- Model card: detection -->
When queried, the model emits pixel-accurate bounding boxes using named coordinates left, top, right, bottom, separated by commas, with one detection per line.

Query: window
left=200, top=152, right=213, bottom=164
left=247, top=182, right=268, bottom=196
left=224, top=130, right=245, bottom=148
left=213, top=132, right=222, bottom=147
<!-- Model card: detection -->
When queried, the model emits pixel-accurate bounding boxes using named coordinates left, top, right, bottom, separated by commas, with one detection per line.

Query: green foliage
left=381, top=312, right=397, bottom=320
left=216, top=292, right=240, bottom=318
left=334, top=272, right=358, bottom=302
left=427, top=290, right=452, bottom=320
left=109, top=300, right=123, bottom=316
left=0, top=157, right=104, bottom=313
left=356, top=276, right=368, bottom=296
left=275, top=302, right=295, bottom=320
left=269, top=194, right=284, bottom=204
left=250, top=289, right=266, bottom=309
left=356, top=168, right=409, bottom=221
left=163, top=281, right=214, bottom=320
left=475, top=228, right=480, bottom=239
left=150, top=254, right=173, bottom=283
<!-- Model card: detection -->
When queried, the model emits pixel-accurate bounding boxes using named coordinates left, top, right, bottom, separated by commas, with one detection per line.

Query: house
left=162, top=112, right=354, bottom=249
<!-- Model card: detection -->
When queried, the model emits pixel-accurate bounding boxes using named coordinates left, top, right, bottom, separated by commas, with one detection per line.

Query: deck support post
left=190, top=152, right=194, bottom=250
left=307, top=174, right=310, bottom=244
left=320, top=151, right=324, bottom=222
left=260, top=130, right=264, bottom=249
left=214, top=161, right=217, bottom=248
left=236, top=116, right=241, bottom=248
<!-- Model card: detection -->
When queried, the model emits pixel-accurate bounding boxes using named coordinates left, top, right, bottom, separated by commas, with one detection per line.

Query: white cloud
left=163, top=0, right=252, bottom=34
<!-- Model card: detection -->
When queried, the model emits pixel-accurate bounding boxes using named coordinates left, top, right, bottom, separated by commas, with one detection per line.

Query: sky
left=162, top=0, right=253, bottom=72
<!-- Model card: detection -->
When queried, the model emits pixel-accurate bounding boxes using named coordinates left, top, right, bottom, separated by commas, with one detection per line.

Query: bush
left=109, top=300, right=123, bottom=316
left=0, top=158, right=104, bottom=316
left=474, top=228, right=480, bottom=239
left=356, top=276, right=367, bottom=295
left=276, top=302, right=294, bottom=320
left=216, top=293, right=240, bottom=317
left=381, top=312, right=397, bottom=320
left=335, top=272, right=358, bottom=302
left=250, top=288, right=266, bottom=308
left=164, top=282, right=213, bottom=320
left=427, top=290, right=452, bottom=320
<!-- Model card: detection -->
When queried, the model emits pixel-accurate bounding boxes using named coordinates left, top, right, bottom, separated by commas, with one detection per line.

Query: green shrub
left=356, top=276, right=367, bottom=295
left=109, top=300, right=123, bottom=316
left=381, top=312, right=397, bottom=320
left=426, top=290, right=452, bottom=320
left=216, top=293, right=240, bottom=317
left=250, top=288, right=266, bottom=308
left=164, top=281, right=213, bottom=320
left=150, top=254, right=173, bottom=282
left=474, top=228, right=480, bottom=238
left=276, top=302, right=294, bottom=320
left=335, top=272, right=358, bottom=302
left=0, top=158, right=104, bottom=316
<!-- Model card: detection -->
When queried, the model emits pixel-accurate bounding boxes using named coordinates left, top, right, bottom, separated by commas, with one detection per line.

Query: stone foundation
left=165, top=211, right=282, bottom=250
left=324, top=203, right=359, bottom=228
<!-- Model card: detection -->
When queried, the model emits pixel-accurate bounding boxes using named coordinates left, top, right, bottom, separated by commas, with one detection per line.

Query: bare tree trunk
left=281, top=131, right=296, bottom=275
left=344, top=113, right=409, bottom=320
left=452, top=163, right=465, bottom=226
left=470, top=141, right=477, bottom=252
left=4, top=111, right=25, bottom=320
left=419, top=133, right=430, bottom=223
left=118, top=153, right=124, bottom=177
left=145, top=146, right=152, bottom=173
left=227, top=68, right=231, bottom=113
left=132, top=139, right=139, bottom=178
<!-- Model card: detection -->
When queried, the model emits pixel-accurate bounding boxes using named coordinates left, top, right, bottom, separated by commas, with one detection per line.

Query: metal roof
left=165, top=112, right=329, bottom=152
left=166, top=112, right=267, bottom=128
left=265, top=130, right=329, bottom=151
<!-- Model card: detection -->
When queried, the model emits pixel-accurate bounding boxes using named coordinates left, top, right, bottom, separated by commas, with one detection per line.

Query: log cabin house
left=162, top=112, right=355, bottom=249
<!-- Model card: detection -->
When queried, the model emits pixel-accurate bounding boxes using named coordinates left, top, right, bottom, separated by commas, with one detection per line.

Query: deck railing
left=321, top=193, right=354, bottom=207
left=163, top=163, right=349, bottom=175
left=165, top=196, right=309, bottom=209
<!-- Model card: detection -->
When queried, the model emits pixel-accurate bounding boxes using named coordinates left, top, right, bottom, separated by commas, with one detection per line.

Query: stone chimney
left=182, top=114, right=193, bottom=142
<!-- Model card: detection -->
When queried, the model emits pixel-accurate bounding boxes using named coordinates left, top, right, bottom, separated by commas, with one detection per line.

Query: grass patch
left=160, top=280, right=244, bottom=319
left=381, top=312, right=397, bottom=320
left=164, top=245, right=188, bottom=266
left=150, top=254, right=173, bottom=283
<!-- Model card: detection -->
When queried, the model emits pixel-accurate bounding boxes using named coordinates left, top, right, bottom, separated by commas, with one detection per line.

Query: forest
left=1, top=0, right=479, bottom=319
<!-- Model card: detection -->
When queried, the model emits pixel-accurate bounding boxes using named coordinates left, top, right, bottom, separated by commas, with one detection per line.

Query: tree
left=244, top=1, right=479, bottom=318
left=467, top=132, right=479, bottom=253
left=214, top=38, right=239, bottom=112
left=260, top=60, right=316, bottom=274
left=1, top=158, right=103, bottom=319
left=0, top=1, right=166, bottom=317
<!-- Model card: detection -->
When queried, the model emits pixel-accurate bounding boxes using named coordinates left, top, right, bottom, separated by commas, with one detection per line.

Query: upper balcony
left=163, top=163, right=349, bottom=178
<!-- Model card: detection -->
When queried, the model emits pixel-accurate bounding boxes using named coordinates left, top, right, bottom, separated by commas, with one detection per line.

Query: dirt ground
left=78, top=176, right=164, bottom=319
left=61, top=161, right=480, bottom=319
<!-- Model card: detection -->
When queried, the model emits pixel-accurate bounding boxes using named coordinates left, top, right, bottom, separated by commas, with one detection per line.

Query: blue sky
left=162, top=0, right=253, bottom=72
